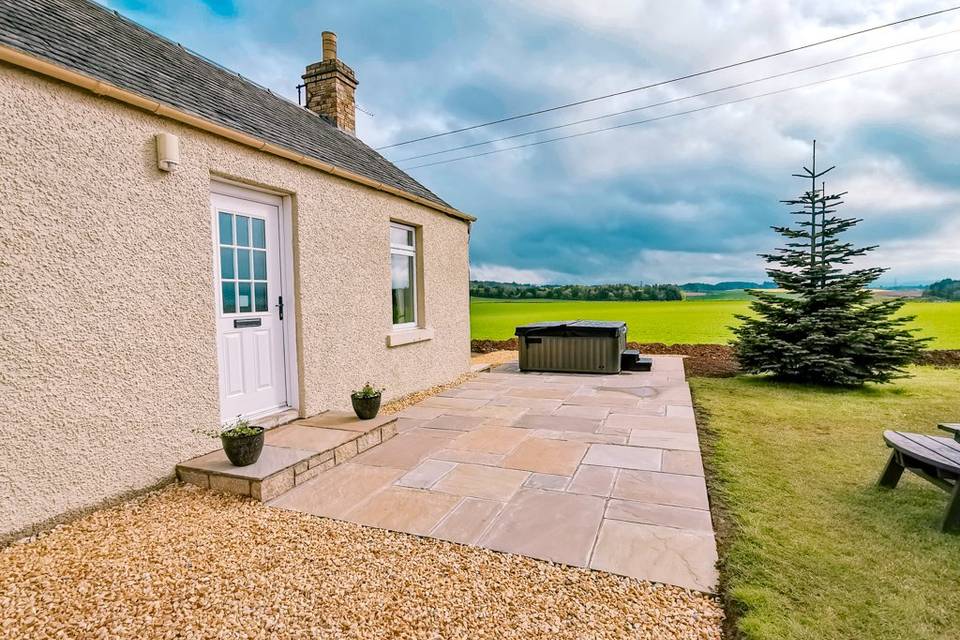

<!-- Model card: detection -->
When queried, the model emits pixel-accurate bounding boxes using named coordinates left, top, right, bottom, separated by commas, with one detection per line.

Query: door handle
left=276, top=295, right=284, bottom=321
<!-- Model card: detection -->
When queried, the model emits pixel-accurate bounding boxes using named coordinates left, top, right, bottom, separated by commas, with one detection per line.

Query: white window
left=390, top=222, right=418, bottom=329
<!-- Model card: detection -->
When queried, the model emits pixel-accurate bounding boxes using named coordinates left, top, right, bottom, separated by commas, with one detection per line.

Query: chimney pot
left=322, top=31, right=337, bottom=61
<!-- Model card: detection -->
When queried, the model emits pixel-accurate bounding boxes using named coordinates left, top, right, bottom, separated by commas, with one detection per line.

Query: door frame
left=209, top=178, right=299, bottom=420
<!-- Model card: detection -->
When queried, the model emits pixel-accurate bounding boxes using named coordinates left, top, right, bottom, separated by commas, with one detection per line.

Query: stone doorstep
left=176, top=412, right=398, bottom=502
left=249, top=407, right=304, bottom=430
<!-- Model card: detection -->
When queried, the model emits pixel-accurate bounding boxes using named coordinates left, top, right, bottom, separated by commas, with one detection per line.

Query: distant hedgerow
left=470, top=281, right=683, bottom=301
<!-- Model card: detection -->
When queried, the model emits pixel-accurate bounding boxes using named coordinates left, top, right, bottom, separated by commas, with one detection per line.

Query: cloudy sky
left=108, top=0, right=960, bottom=285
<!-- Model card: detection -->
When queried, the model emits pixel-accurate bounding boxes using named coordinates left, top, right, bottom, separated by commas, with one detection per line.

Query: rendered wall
left=0, top=62, right=471, bottom=540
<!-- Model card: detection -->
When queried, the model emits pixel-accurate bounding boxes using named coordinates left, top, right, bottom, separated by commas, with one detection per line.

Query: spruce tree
left=732, top=141, right=928, bottom=385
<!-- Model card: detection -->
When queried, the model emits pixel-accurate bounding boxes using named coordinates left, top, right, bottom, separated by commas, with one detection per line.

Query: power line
left=392, top=29, right=960, bottom=163
left=376, top=5, right=960, bottom=151
left=403, top=47, right=960, bottom=170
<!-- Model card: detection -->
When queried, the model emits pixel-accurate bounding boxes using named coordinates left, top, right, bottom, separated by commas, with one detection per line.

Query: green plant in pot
left=351, top=382, right=384, bottom=420
left=196, top=416, right=264, bottom=466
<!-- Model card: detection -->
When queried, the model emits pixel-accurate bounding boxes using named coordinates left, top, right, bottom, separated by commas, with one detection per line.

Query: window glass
left=253, top=250, right=267, bottom=280
left=390, top=226, right=414, bottom=247
left=252, top=218, right=266, bottom=249
left=237, top=281, right=252, bottom=313
left=235, top=215, right=250, bottom=247
left=218, top=212, right=233, bottom=244
left=254, top=282, right=268, bottom=312
left=237, top=249, right=251, bottom=280
left=220, top=247, right=235, bottom=279
left=391, top=253, right=415, bottom=325
left=221, top=281, right=236, bottom=314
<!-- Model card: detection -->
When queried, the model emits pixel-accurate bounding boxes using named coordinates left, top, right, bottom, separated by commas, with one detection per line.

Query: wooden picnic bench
left=938, top=423, right=960, bottom=443
left=879, top=430, right=960, bottom=533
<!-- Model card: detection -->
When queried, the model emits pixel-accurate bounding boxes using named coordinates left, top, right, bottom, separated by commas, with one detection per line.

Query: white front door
left=211, top=188, right=289, bottom=422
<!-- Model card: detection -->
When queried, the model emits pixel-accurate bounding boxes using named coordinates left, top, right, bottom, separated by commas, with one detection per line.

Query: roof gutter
left=0, top=43, right=476, bottom=224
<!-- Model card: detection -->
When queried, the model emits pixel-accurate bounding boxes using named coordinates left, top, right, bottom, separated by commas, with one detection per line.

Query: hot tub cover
left=514, top=320, right=627, bottom=338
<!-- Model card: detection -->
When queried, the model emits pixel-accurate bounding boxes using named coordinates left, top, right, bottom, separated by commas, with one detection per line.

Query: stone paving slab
left=590, top=520, right=718, bottom=592
left=430, top=497, right=504, bottom=545
left=448, top=426, right=529, bottom=454
left=298, top=411, right=396, bottom=433
left=344, top=487, right=462, bottom=536
left=395, top=459, right=457, bottom=489
left=266, top=424, right=356, bottom=452
left=432, top=463, right=530, bottom=502
left=582, top=443, right=663, bottom=470
left=271, top=463, right=404, bottom=518
left=478, top=488, right=607, bottom=567
left=267, top=356, right=719, bottom=593
left=501, top=438, right=588, bottom=476
left=566, top=464, right=618, bottom=497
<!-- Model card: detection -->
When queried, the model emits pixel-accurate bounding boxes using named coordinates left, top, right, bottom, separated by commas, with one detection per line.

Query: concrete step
left=176, top=411, right=398, bottom=502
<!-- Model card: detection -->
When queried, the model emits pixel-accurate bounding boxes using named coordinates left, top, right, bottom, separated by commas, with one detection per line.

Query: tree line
left=923, top=278, right=960, bottom=300
left=470, top=281, right=683, bottom=301
left=681, top=281, right=777, bottom=292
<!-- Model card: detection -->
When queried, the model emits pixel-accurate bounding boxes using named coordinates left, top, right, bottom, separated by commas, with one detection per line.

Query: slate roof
left=0, top=0, right=452, bottom=208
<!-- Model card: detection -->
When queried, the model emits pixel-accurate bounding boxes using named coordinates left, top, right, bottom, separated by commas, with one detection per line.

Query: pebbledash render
left=0, top=0, right=474, bottom=541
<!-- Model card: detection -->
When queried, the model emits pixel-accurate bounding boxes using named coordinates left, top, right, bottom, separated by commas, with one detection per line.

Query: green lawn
left=692, top=368, right=960, bottom=640
left=470, top=298, right=960, bottom=348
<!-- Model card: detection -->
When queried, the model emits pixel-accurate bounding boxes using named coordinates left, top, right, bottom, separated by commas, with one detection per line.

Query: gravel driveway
left=0, top=485, right=722, bottom=639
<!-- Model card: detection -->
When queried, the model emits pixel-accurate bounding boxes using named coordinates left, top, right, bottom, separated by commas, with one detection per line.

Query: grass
left=470, top=297, right=960, bottom=348
left=692, top=368, right=960, bottom=640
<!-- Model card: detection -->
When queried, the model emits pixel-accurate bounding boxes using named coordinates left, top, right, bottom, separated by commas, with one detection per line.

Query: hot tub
left=514, top=320, right=627, bottom=374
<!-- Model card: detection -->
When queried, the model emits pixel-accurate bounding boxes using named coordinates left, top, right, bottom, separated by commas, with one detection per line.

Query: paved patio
left=270, top=357, right=718, bottom=592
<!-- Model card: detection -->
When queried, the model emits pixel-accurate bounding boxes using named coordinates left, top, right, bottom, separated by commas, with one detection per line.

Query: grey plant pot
left=221, top=428, right=265, bottom=466
left=351, top=394, right=382, bottom=420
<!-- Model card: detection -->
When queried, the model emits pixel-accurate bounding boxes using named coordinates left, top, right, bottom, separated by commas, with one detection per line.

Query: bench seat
left=880, top=430, right=960, bottom=533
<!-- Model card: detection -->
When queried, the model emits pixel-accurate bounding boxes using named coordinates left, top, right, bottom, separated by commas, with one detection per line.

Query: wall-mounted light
left=155, top=132, right=180, bottom=172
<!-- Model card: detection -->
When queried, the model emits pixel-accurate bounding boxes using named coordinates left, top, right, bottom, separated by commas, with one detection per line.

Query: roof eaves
left=0, top=41, right=476, bottom=223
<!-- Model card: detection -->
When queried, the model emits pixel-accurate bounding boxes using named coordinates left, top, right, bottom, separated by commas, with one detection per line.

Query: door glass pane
left=391, top=253, right=415, bottom=325
left=253, top=250, right=267, bottom=280
left=221, top=281, right=236, bottom=313
left=254, top=282, right=268, bottom=312
left=218, top=212, right=233, bottom=244
left=237, top=282, right=252, bottom=313
left=220, top=247, right=235, bottom=279
left=236, top=215, right=250, bottom=247
left=390, top=226, right=413, bottom=247
left=252, top=218, right=266, bottom=249
left=237, top=249, right=251, bottom=279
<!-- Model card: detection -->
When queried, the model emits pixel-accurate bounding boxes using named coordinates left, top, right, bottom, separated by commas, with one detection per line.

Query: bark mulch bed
left=471, top=340, right=960, bottom=378
left=471, top=339, right=740, bottom=378
left=916, top=349, right=960, bottom=367
left=626, top=343, right=739, bottom=378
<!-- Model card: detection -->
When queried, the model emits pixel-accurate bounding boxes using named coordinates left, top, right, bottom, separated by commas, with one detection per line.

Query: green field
left=694, top=368, right=960, bottom=639
left=470, top=297, right=960, bottom=348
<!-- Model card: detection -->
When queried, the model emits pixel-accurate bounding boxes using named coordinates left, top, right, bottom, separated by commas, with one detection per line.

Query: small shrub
left=352, top=382, right=384, bottom=399
left=194, top=416, right=262, bottom=439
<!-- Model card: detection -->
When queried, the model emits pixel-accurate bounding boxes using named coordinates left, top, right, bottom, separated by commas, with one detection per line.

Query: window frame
left=217, top=209, right=270, bottom=316
left=389, top=222, right=419, bottom=330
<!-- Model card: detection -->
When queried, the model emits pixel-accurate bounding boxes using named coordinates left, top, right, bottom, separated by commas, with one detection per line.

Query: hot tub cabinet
left=515, top=321, right=627, bottom=374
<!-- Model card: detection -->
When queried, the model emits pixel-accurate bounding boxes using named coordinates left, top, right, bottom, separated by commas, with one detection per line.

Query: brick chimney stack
left=302, top=31, right=358, bottom=134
